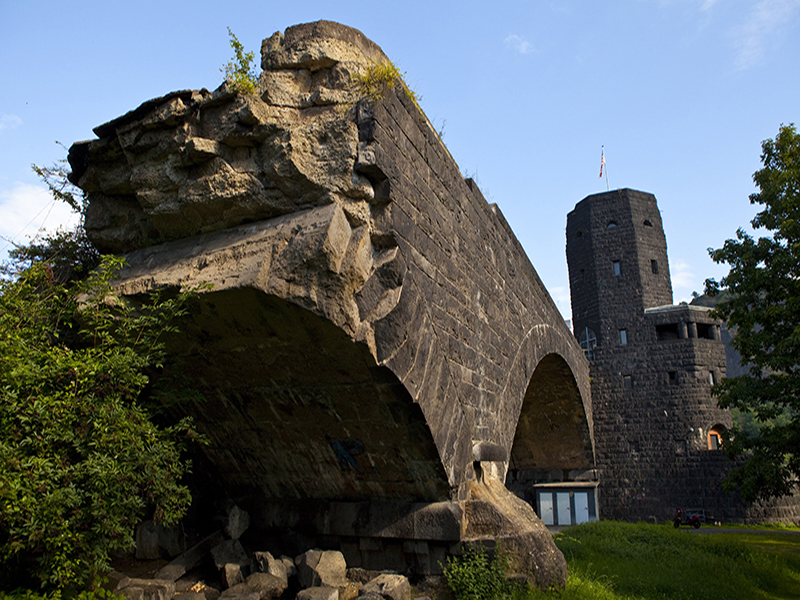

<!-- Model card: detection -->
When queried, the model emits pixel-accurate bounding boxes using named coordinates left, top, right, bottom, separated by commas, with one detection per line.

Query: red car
left=673, top=508, right=703, bottom=529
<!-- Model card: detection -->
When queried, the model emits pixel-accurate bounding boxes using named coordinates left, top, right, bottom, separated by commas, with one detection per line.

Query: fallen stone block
left=222, top=563, right=246, bottom=589
left=174, top=592, right=207, bottom=600
left=155, top=530, right=226, bottom=581
left=297, top=587, right=339, bottom=600
left=243, top=572, right=286, bottom=599
left=296, top=549, right=347, bottom=589
left=280, top=555, right=297, bottom=578
left=339, top=581, right=362, bottom=600
left=212, top=539, right=250, bottom=570
left=219, top=583, right=260, bottom=600
left=252, top=551, right=288, bottom=585
left=359, top=574, right=410, bottom=600
left=115, top=578, right=176, bottom=600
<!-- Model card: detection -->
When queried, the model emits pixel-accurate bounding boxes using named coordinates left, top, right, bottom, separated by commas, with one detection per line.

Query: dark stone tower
left=567, top=188, right=672, bottom=355
left=567, top=189, right=736, bottom=521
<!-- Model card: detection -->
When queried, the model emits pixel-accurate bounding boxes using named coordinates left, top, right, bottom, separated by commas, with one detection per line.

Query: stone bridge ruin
left=68, top=21, right=595, bottom=588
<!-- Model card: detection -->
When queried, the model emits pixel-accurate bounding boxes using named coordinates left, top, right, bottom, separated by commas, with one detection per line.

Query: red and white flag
left=599, top=146, right=605, bottom=178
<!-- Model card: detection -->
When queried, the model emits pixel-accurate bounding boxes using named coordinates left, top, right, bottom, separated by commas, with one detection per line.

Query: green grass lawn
left=522, top=521, right=800, bottom=600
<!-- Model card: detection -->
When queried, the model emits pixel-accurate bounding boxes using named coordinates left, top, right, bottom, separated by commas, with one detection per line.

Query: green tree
left=705, top=123, right=800, bottom=503
left=2, top=226, right=100, bottom=283
left=2, top=162, right=98, bottom=283
left=1, top=168, right=202, bottom=591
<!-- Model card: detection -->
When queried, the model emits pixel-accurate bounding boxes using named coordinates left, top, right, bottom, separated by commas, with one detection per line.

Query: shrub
left=0, top=257, right=201, bottom=591
left=221, top=27, right=257, bottom=94
left=444, top=545, right=510, bottom=600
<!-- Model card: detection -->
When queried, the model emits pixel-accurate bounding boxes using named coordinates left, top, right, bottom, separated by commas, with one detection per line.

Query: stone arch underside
left=159, top=287, right=451, bottom=502
left=508, top=352, right=595, bottom=480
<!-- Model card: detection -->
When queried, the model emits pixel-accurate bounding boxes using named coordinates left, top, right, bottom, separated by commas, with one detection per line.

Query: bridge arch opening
left=505, top=353, right=597, bottom=524
left=156, top=287, right=451, bottom=506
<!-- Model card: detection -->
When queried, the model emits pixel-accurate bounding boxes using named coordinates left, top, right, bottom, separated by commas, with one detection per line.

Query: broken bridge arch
left=159, top=286, right=452, bottom=502
left=68, top=20, right=597, bottom=582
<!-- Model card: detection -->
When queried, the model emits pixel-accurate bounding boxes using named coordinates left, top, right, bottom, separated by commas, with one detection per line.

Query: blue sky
left=1, top=0, right=798, bottom=319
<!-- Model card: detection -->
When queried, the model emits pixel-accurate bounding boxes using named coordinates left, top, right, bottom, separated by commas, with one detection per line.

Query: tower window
left=668, top=371, right=677, bottom=385
left=613, top=261, right=621, bottom=276
left=579, top=327, right=597, bottom=360
left=656, top=323, right=679, bottom=340
left=696, top=323, right=713, bottom=339
left=708, top=425, right=726, bottom=450
left=576, top=230, right=583, bottom=238
left=623, top=375, right=633, bottom=389
left=651, top=259, right=658, bottom=274
left=619, top=329, right=628, bottom=345
left=607, top=221, right=617, bottom=229
left=643, top=219, right=653, bottom=227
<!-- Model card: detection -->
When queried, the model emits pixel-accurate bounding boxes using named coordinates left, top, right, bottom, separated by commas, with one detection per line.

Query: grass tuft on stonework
left=352, top=60, right=422, bottom=113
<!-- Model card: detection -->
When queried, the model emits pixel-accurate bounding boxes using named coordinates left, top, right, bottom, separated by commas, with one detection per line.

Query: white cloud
left=0, top=114, right=22, bottom=133
left=732, top=0, right=800, bottom=70
left=669, top=258, right=700, bottom=302
left=505, top=34, right=533, bottom=55
left=0, top=182, right=81, bottom=259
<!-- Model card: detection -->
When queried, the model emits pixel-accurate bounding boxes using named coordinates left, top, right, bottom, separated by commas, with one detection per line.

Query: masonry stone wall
left=356, top=87, right=595, bottom=489
left=587, top=308, right=734, bottom=520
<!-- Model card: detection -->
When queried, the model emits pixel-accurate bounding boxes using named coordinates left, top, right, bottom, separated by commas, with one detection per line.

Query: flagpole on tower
left=599, top=146, right=609, bottom=191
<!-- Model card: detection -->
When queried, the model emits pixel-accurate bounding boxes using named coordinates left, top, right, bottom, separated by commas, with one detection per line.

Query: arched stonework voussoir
left=500, top=323, right=595, bottom=482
